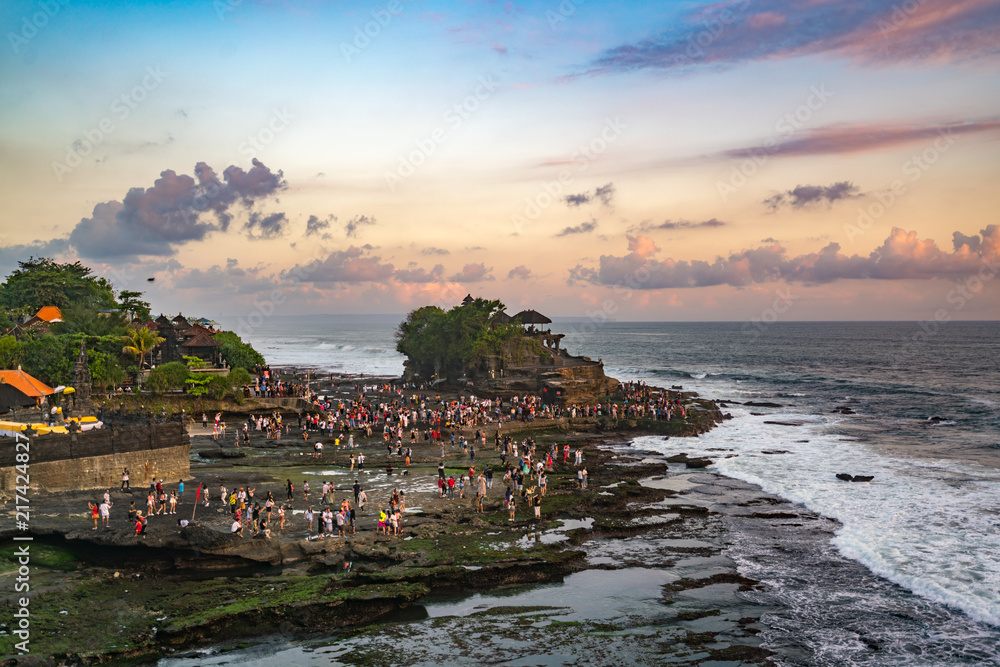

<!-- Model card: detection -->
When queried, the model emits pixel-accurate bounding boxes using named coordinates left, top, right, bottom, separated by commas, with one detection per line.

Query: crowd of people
left=85, top=372, right=690, bottom=541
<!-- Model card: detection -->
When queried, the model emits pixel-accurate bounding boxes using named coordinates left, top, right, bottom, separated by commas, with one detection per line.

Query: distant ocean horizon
left=219, top=316, right=1000, bottom=662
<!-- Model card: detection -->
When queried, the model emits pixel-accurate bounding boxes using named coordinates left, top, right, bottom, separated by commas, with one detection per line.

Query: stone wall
left=0, top=421, right=190, bottom=492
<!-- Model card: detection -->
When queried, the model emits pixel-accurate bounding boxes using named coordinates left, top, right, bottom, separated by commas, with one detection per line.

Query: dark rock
left=685, top=458, right=712, bottom=469
left=927, top=416, right=947, bottom=422
left=666, top=454, right=690, bottom=463
left=761, top=450, right=789, bottom=455
left=833, top=406, right=856, bottom=414
left=836, top=473, right=875, bottom=482
left=763, top=421, right=804, bottom=427
left=744, top=401, right=783, bottom=408
left=197, top=449, right=246, bottom=459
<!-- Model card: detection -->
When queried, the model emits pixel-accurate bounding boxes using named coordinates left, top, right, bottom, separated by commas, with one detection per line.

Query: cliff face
left=478, top=363, right=619, bottom=405
left=400, top=328, right=619, bottom=405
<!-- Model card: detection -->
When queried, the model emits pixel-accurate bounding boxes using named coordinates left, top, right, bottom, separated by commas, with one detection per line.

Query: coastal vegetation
left=395, top=298, right=534, bottom=380
left=0, top=257, right=263, bottom=393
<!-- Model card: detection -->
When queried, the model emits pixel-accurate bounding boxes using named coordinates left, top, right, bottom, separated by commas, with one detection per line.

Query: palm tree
left=122, top=326, right=165, bottom=370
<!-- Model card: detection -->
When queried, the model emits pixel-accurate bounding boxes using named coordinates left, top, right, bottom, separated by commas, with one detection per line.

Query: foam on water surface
left=632, top=405, right=1000, bottom=629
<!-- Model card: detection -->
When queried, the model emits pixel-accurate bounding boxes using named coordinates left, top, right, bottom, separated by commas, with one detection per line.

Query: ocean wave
left=630, top=412, right=1000, bottom=630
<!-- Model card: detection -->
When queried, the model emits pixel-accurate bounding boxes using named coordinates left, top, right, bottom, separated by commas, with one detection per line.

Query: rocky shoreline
left=0, top=382, right=806, bottom=666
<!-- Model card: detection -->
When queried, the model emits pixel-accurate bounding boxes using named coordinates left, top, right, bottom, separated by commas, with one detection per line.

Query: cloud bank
left=69, top=159, right=286, bottom=260
left=569, top=226, right=1000, bottom=288
left=587, top=0, right=1000, bottom=75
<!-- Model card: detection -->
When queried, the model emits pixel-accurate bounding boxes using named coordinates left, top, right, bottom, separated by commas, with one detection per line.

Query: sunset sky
left=1, top=0, right=999, bottom=321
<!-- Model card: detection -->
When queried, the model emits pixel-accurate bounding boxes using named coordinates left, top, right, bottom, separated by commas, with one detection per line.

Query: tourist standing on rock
left=336, top=508, right=346, bottom=537
left=305, top=507, right=314, bottom=534
left=357, top=452, right=365, bottom=471
left=169, top=492, right=177, bottom=514
left=303, top=481, right=310, bottom=501
left=447, top=475, right=456, bottom=499
left=157, top=488, right=167, bottom=515
left=353, top=480, right=361, bottom=505
left=203, top=413, right=208, bottom=429
left=358, top=489, right=368, bottom=513
left=100, top=498, right=112, bottom=527
left=178, top=480, right=184, bottom=502
left=286, top=479, right=294, bottom=501
left=88, top=501, right=99, bottom=529
left=121, top=468, right=129, bottom=491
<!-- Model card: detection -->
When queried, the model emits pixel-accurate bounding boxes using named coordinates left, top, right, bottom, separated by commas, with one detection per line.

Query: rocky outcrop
left=478, top=363, right=619, bottom=405
left=836, top=473, right=875, bottom=482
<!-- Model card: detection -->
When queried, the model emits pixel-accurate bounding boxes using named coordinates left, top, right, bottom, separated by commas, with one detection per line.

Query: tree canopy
left=0, top=257, right=117, bottom=315
left=395, top=298, right=527, bottom=380
left=214, top=331, right=265, bottom=370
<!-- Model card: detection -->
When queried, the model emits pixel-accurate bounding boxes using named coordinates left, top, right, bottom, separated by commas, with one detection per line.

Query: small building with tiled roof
left=34, top=306, right=63, bottom=322
left=0, top=368, right=54, bottom=405
left=178, top=331, right=221, bottom=365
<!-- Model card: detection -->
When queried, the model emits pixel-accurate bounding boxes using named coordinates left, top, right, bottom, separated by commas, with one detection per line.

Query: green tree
left=53, top=304, right=127, bottom=337
left=122, top=327, right=165, bottom=371
left=146, top=361, right=190, bottom=394
left=0, top=335, right=22, bottom=369
left=88, top=350, right=125, bottom=391
left=207, top=374, right=232, bottom=400
left=395, top=299, right=523, bottom=380
left=229, top=366, right=252, bottom=387
left=184, top=374, right=211, bottom=397
left=20, top=335, right=75, bottom=387
left=0, top=257, right=116, bottom=313
left=213, top=331, right=265, bottom=370
left=116, top=290, right=151, bottom=322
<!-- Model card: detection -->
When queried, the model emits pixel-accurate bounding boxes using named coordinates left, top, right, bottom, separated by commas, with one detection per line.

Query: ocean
left=222, top=316, right=1000, bottom=664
